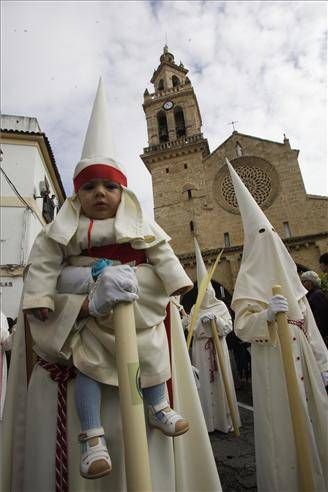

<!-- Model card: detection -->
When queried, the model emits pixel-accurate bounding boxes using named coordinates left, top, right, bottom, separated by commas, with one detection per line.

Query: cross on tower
left=228, top=121, right=238, bottom=132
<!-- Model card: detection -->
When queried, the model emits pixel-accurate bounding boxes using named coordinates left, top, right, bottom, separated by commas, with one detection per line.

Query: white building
left=0, top=115, right=66, bottom=318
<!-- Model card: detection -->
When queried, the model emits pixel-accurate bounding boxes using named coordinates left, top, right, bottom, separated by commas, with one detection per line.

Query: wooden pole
left=114, top=302, right=152, bottom=492
left=210, top=319, right=240, bottom=437
left=272, top=285, right=314, bottom=492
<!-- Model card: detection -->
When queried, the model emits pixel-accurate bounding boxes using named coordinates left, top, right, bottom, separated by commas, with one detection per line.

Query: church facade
left=140, top=47, right=328, bottom=307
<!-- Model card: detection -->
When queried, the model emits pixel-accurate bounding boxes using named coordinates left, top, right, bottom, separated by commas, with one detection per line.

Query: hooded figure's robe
left=191, top=301, right=241, bottom=433
left=233, top=296, right=328, bottom=492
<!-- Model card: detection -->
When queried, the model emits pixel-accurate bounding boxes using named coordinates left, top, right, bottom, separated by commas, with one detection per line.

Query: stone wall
left=150, top=132, right=328, bottom=295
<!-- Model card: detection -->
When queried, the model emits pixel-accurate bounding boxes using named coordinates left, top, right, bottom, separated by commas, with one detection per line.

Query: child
left=23, top=81, right=193, bottom=480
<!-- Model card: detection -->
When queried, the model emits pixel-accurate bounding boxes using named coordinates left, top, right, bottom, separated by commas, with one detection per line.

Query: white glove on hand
left=267, top=295, right=288, bottom=322
left=89, top=265, right=139, bottom=318
left=321, top=371, right=328, bottom=387
left=216, top=316, right=232, bottom=337
left=201, top=313, right=216, bottom=324
left=57, top=266, right=94, bottom=294
left=182, top=315, right=189, bottom=329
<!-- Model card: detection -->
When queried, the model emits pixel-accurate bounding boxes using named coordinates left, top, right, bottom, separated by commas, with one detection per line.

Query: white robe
left=0, top=311, right=12, bottom=473
left=0, top=312, right=12, bottom=420
left=22, top=216, right=193, bottom=388
left=191, top=302, right=241, bottom=433
left=233, top=296, right=328, bottom=492
left=1, top=300, right=222, bottom=492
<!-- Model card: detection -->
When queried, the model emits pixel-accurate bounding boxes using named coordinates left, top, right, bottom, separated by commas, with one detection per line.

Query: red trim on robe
left=83, top=242, right=147, bottom=265
left=0, top=348, right=3, bottom=409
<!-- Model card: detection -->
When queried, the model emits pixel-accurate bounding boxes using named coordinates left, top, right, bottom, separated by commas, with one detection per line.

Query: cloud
left=2, top=0, right=327, bottom=215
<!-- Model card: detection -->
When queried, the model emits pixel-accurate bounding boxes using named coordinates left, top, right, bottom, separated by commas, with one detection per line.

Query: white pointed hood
left=47, top=78, right=169, bottom=248
left=73, top=77, right=126, bottom=191
left=194, top=237, right=218, bottom=309
left=226, top=158, right=306, bottom=319
left=81, top=76, right=116, bottom=161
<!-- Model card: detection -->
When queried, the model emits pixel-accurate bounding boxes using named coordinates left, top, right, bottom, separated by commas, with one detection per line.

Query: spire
left=81, top=77, right=116, bottom=160
left=160, top=45, right=174, bottom=64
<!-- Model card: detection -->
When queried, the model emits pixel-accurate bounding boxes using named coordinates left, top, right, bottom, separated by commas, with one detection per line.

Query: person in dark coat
left=319, top=253, right=328, bottom=274
left=301, top=270, right=328, bottom=347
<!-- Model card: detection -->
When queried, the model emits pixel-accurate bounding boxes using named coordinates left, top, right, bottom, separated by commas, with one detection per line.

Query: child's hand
left=89, top=265, right=139, bottom=317
left=24, top=307, right=50, bottom=321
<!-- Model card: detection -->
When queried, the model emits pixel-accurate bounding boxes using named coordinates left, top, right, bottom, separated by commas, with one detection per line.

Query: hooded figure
left=1, top=79, right=223, bottom=492
left=226, top=157, right=328, bottom=492
left=191, top=237, right=241, bottom=433
left=0, top=310, right=13, bottom=467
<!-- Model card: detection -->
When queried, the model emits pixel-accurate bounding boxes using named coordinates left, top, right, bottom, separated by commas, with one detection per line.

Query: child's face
left=77, top=179, right=122, bottom=220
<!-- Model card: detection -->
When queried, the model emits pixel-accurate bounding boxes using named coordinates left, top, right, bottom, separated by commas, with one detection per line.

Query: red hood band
left=74, top=163, right=127, bottom=192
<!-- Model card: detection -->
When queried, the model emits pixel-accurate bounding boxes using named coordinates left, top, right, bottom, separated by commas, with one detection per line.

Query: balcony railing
left=144, top=83, right=192, bottom=101
left=143, top=133, right=205, bottom=153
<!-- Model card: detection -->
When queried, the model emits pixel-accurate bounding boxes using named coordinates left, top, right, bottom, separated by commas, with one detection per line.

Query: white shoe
left=79, top=427, right=112, bottom=479
left=148, top=400, right=189, bottom=437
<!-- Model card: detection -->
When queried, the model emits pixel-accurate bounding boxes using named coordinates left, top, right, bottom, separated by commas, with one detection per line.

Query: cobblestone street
left=210, top=382, right=257, bottom=491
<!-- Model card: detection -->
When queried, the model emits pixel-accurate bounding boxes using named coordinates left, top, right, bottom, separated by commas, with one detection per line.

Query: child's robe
left=22, top=213, right=192, bottom=387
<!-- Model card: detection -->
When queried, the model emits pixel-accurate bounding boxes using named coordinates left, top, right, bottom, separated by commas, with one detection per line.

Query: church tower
left=141, top=46, right=328, bottom=306
left=140, top=45, right=209, bottom=251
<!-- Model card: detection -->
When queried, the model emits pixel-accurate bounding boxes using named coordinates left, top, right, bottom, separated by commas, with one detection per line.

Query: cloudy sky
left=1, top=1, right=327, bottom=216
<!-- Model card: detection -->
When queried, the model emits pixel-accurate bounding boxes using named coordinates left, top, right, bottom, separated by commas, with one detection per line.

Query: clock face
left=163, top=100, right=174, bottom=111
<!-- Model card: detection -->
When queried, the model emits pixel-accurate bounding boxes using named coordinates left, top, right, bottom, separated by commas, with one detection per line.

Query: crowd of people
left=1, top=81, right=327, bottom=492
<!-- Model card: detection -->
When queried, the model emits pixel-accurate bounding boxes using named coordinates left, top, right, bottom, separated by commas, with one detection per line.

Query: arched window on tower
left=158, top=79, right=164, bottom=91
left=174, top=106, right=186, bottom=138
left=157, top=110, right=169, bottom=143
left=172, top=75, right=180, bottom=87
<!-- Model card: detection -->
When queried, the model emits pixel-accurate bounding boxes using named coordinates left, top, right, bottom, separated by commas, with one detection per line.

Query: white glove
left=266, top=295, right=288, bottom=322
left=57, top=266, right=94, bottom=294
left=321, top=371, right=328, bottom=387
left=216, top=316, right=232, bottom=337
left=201, top=313, right=216, bottom=324
left=182, top=315, right=189, bottom=329
left=88, top=265, right=139, bottom=318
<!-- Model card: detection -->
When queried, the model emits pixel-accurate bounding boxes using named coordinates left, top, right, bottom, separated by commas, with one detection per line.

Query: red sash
left=83, top=243, right=147, bottom=265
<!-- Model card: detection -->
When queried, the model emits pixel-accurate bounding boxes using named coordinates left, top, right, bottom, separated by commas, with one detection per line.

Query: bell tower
left=140, top=46, right=209, bottom=254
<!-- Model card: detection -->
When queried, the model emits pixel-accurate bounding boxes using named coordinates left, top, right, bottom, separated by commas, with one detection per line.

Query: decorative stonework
left=214, top=156, right=280, bottom=214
